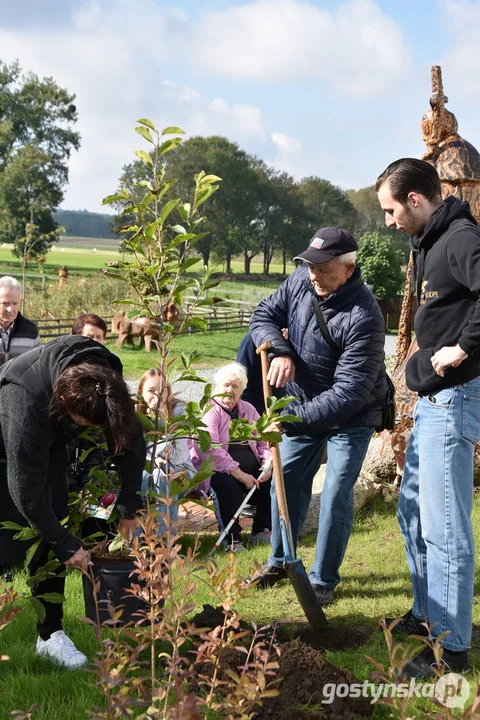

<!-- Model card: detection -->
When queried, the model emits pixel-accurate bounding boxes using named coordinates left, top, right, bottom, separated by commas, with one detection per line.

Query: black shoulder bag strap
left=311, top=295, right=387, bottom=409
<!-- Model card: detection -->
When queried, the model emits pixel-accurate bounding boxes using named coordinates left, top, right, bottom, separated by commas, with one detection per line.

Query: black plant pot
left=82, top=557, right=147, bottom=626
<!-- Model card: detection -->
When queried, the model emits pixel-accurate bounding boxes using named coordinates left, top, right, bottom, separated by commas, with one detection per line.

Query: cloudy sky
left=1, top=0, right=479, bottom=212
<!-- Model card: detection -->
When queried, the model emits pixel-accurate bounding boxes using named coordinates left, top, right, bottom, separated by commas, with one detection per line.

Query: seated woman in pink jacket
left=191, top=362, right=272, bottom=552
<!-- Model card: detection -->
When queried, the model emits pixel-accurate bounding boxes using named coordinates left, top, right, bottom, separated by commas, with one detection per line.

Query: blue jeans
left=139, top=470, right=179, bottom=537
left=399, top=378, right=480, bottom=651
left=268, top=426, right=373, bottom=588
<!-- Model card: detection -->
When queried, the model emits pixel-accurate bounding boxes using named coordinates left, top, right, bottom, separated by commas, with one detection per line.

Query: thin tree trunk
left=225, top=250, right=232, bottom=274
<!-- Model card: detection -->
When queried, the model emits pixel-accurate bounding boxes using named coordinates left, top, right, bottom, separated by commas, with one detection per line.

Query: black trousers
left=0, top=554, right=64, bottom=639
left=30, top=542, right=66, bottom=640
left=210, top=471, right=272, bottom=543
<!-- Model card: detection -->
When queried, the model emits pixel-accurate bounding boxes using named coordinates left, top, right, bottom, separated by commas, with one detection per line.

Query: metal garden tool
left=257, top=341, right=327, bottom=631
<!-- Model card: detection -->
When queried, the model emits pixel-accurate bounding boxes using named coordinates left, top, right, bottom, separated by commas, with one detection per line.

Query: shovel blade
left=285, top=559, right=328, bottom=631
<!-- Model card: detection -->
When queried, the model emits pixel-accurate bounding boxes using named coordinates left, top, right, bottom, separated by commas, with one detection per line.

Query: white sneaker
left=35, top=630, right=88, bottom=669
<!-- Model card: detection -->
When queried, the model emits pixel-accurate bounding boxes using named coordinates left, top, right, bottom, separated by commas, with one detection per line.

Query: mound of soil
left=190, top=606, right=374, bottom=719
left=259, top=637, right=372, bottom=719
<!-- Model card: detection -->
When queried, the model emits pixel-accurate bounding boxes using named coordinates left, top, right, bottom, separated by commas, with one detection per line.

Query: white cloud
left=271, top=132, right=302, bottom=157
left=192, top=0, right=412, bottom=97
left=0, top=1, right=269, bottom=211
left=441, top=1, right=480, bottom=97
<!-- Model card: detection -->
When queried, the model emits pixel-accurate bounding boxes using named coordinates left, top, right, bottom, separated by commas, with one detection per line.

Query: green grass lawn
left=2, top=494, right=480, bottom=719
left=104, top=328, right=249, bottom=380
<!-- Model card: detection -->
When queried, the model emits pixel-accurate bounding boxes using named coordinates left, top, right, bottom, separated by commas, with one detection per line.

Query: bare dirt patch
left=191, top=605, right=374, bottom=719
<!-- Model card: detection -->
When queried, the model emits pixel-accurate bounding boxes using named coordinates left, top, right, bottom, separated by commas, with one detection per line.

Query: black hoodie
left=406, top=196, right=480, bottom=394
left=0, top=335, right=145, bottom=564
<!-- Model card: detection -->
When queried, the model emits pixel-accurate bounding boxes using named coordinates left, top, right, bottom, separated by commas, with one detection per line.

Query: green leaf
left=200, top=383, right=212, bottom=408
left=135, top=126, right=154, bottom=144
left=259, top=431, right=283, bottom=443
left=198, top=428, right=211, bottom=452
left=159, top=198, right=181, bottom=227
left=136, top=412, right=155, bottom=432
left=144, top=263, right=161, bottom=276
left=165, top=233, right=196, bottom=251
left=180, top=257, right=202, bottom=272
left=0, top=521, right=27, bottom=532
left=24, top=538, right=42, bottom=567
left=159, top=137, right=182, bottom=156
left=145, top=218, right=162, bottom=238
left=133, top=149, right=153, bottom=167
left=139, top=191, right=155, bottom=212
left=177, top=203, right=191, bottom=222
left=188, top=231, right=209, bottom=245
left=198, top=456, right=215, bottom=477
left=198, top=174, right=222, bottom=186
left=184, top=316, right=207, bottom=332
left=29, top=597, right=46, bottom=623
left=13, top=526, right=39, bottom=541
left=161, top=125, right=185, bottom=135
left=35, top=592, right=65, bottom=604
left=157, top=178, right=177, bottom=201
left=170, top=224, right=186, bottom=235
left=79, top=446, right=96, bottom=463
left=108, top=534, right=126, bottom=554
left=276, top=413, right=300, bottom=423
left=136, top=179, right=154, bottom=191
left=101, top=192, right=127, bottom=205
left=268, top=396, right=296, bottom=411
left=195, top=185, right=219, bottom=209
left=137, top=117, right=157, bottom=131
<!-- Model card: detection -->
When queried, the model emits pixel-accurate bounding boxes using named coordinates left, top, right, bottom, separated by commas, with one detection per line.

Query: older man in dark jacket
left=250, top=227, right=387, bottom=605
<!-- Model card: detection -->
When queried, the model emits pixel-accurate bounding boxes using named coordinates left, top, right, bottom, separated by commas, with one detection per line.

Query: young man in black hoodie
left=376, top=158, right=480, bottom=679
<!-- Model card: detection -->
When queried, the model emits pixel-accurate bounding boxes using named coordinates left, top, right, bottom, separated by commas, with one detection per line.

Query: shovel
left=257, top=341, right=327, bottom=631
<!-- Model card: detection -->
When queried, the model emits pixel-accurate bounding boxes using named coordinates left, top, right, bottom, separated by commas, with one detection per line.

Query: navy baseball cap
left=294, top=227, right=358, bottom=265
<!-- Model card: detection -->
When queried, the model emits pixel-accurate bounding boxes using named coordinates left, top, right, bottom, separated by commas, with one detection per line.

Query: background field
left=0, top=242, right=296, bottom=277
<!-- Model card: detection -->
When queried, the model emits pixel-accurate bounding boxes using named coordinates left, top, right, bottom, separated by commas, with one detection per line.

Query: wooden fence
left=33, top=307, right=251, bottom=340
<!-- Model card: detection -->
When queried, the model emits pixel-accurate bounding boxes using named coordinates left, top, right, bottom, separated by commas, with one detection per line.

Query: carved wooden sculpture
left=58, top=266, right=68, bottom=289
left=111, top=303, right=180, bottom=352
left=422, top=65, right=480, bottom=220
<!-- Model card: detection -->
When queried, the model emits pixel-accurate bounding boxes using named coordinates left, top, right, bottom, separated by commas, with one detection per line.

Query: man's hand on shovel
left=267, top=355, right=295, bottom=388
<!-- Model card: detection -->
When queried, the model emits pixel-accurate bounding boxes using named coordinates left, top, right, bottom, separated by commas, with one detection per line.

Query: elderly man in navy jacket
left=250, top=227, right=387, bottom=606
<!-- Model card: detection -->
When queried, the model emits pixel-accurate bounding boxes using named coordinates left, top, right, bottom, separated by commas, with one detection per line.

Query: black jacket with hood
left=0, top=335, right=145, bottom=565
left=406, top=196, right=480, bottom=394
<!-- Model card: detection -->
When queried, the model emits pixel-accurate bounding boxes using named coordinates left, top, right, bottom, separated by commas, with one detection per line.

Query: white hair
left=213, top=362, right=248, bottom=393
left=0, top=276, right=23, bottom=293
left=337, top=251, right=356, bottom=265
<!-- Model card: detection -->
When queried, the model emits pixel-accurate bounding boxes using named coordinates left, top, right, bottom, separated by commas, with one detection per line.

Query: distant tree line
left=113, top=135, right=407, bottom=298
left=54, top=209, right=116, bottom=239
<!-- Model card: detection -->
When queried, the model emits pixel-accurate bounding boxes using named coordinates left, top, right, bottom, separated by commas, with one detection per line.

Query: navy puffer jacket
left=250, top=264, right=387, bottom=435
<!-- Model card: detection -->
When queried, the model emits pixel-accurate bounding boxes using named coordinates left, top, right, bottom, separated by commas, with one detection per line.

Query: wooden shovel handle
left=256, top=342, right=295, bottom=559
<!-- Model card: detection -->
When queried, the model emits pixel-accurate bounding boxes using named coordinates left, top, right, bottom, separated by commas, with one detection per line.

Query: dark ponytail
left=50, top=363, right=137, bottom=454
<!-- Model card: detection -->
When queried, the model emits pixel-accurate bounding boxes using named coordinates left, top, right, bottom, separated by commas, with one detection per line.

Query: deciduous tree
left=0, top=60, right=80, bottom=259
left=357, top=231, right=405, bottom=300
